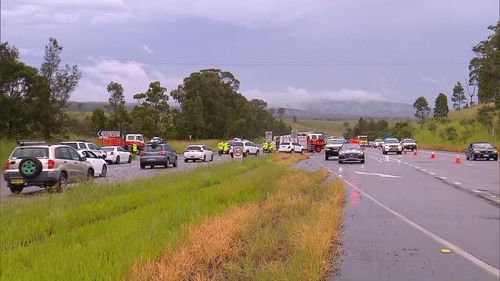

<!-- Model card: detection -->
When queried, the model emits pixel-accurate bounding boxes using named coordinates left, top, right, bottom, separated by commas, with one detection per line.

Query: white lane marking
left=311, top=157, right=500, bottom=278
left=367, top=154, right=384, bottom=163
left=430, top=172, right=436, bottom=175
left=464, top=163, right=475, bottom=167
left=440, top=176, right=447, bottom=179
left=453, top=181, right=462, bottom=185
left=354, top=171, right=403, bottom=178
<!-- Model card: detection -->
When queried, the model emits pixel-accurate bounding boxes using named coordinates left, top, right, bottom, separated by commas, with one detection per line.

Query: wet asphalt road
left=0, top=154, right=230, bottom=201
left=297, top=148, right=499, bottom=281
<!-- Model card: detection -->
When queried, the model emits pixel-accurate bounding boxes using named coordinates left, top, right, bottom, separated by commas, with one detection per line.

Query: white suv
left=382, top=138, right=403, bottom=154
left=230, top=141, right=259, bottom=157
left=60, top=141, right=106, bottom=159
left=4, top=142, right=94, bottom=193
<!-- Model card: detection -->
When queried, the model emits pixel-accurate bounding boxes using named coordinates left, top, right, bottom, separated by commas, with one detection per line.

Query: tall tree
left=413, top=96, right=431, bottom=126
left=133, top=81, right=169, bottom=136
left=451, top=81, right=466, bottom=110
left=90, top=108, right=108, bottom=132
left=434, top=93, right=449, bottom=120
left=107, top=81, right=130, bottom=133
left=468, top=23, right=499, bottom=104
left=40, top=38, right=81, bottom=108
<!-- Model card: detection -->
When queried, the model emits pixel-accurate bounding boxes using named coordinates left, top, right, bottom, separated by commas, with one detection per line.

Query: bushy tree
left=469, top=23, right=499, bottom=104
left=434, top=93, right=449, bottom=120
left=107, top=81, right=130, bottom=133
left=90, top=108, right=108, bottom=132
left=133, top=81, right=169, bottom=136
left=413, top=96, right=431, bottom=126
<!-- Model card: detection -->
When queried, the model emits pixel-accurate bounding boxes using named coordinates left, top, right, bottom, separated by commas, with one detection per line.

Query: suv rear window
left=186, top=146, right=202, bottom=151
left=11, top=148, right=49, bottom=159
left=144, top=145, right=164, bottom=152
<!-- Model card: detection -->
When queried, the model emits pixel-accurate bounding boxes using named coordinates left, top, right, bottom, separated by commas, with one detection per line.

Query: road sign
left=265, top=131, right=273, bottom=142
left=233, top=146, right=243, bottom=161
left=97, top=131, right=120, bottom=138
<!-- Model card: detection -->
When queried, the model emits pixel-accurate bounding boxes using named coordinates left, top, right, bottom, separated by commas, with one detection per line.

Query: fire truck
left=98, top=131, right=145, bottom=151
left=278, top=132, right=326, bottom=153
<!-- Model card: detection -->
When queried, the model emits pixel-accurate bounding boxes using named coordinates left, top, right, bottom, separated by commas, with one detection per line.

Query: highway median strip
left=131, top=168, right=345, bottom=281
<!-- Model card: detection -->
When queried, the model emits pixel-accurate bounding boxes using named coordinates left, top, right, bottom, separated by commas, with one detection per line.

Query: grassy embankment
left=412, top=105, right=499, bottom=152
left=1, top=153, right=344, bottom=281
left=285, top=118, right=398, bottom=137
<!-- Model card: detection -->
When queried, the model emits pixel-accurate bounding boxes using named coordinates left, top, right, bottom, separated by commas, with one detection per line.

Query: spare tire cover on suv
left=19, top=157, right=43, bottom=179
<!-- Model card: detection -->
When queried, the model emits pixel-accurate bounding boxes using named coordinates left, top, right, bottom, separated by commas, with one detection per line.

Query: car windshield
left=144, top=145, right=163, bottom=152
left=281, top=142, right=290, bottom=146
left=375, top=139, right=383, bottom=142
left=102, top=147, right=115, bottom=152
left=385, top=139, right=399, bottom=143
left=472, top=143, right=493, bottom=149
left=232, top=142, right=243, bottom=147
left=11, top=147, right=49, bottom=159
left=403, top=139, right=415, bottom=142
left=186, top=146, right=202, bottom=151
left=342, top=144, right=361, bottom=150
left=327, top=139, right=343, bottom=144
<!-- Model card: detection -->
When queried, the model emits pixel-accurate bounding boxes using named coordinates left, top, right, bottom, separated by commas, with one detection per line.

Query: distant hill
left=274, top=99, right=415, bottom=120
left=65, top=101, right=138, bottom=112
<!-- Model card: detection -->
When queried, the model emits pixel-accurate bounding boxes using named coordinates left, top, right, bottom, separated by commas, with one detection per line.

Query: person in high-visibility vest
left=262, top=142, right=269, bottom=153
left=270, top=141, right=276, bottom=152
left=223, top=142, right=229, bottom=154
left=217, top=141, right=224, bottom=156
left=132, top=143, right=138, bottom=154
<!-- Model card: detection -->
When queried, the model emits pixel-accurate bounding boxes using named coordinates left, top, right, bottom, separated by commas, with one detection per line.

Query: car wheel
left=19, top=157, right=43, bottom=179
left=140, top=163, right=146, bottom=169
left=9, top=185, right=23, bottom=194
left=361, top=160, right=365, bottom=164
left=184, top=159, right=188, bottom=163
left=115, top=156, right=120, bottom=164
left=255, top=150, right=259, bottom=156
left=203, top=155, right=207, bottom=162
left=466, top=154, right=470, bottom=160
left=325, top=154, right=329, bottom=161
left=210, top=154, right=214, bottom=161
left=473, top=155, right=476, bottom=161
left=101, top=165, right=107, bottom=177
left=56, top=172, right=68, bottom=193
left=494, top=157, right=498, bottom=161
left=339, top=160, right=343, bottom=164
left=128, top=155, right=132, bottom=163
left=173, top=157, right=178, bottom=167
left=87, top=169, right=95, bottom=182
left=301, top=150, right=304, bottom=154
left=383, top=151, right=387, bottom=155
left=151, top=165, right=155, bottom=169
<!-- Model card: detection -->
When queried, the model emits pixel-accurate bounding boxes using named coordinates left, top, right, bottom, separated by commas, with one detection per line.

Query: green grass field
left=2, top=154, right=341, bottom=281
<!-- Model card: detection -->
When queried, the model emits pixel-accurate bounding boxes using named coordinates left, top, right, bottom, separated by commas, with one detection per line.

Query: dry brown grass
left=274, top=152, right=310, bottom=166
left=130, top=167, right=345, bottom=281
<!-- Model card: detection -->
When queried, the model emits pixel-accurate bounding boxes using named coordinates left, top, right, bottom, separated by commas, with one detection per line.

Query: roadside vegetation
left=0, top=153, right=344, bottom=281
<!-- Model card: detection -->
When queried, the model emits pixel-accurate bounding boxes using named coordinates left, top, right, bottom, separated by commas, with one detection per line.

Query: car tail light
left=159, top=151, right=166, bottom=156
left=5, top=160, right=10, bottom=170
left=48, top=159, right=55, bottom=169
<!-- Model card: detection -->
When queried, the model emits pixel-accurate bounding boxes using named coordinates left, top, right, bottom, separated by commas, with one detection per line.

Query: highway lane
left=297, top=149, right=499, bottom=281
left=0, top=154, right=231, bottom=201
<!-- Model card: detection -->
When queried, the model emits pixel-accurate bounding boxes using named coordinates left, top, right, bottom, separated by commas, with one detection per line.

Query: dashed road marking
left=311, top=157, right=500, bottom=279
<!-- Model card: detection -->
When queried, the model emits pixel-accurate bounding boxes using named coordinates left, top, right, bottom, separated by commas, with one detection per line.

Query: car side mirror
left=80, top=156, right=87, bottom=161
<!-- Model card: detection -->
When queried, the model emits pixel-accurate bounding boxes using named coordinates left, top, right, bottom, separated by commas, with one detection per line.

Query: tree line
left=0, top=40, right=290, bottom=141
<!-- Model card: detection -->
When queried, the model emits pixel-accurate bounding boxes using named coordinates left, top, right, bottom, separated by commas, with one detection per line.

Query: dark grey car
left=338, top=144, right=365, bottom=164
left=139, top=144, right=178, bottom=169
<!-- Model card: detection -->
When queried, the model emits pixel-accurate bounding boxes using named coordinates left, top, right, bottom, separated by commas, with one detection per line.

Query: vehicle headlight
left=494, top=150, right=498, bottom=153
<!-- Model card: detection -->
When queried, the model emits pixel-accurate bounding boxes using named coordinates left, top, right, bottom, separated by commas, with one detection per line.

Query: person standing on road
left=263, top=142, right=269, bottom=153
left=270, top=141, right=276, bottom=153
left=132, top=143, right=138, bottom=155
left=217, top=141, right=224, bottom=156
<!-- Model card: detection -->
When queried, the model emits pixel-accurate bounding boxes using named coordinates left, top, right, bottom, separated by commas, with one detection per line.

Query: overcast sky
left=1, top=0, right=498, bottom=107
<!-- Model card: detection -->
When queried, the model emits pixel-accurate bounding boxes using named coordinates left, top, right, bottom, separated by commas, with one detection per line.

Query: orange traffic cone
left=431, top=151, right=436, bottom=159
left=414, top=150, right=417, bottom=156
left=455, top=154, right=461, bottom=164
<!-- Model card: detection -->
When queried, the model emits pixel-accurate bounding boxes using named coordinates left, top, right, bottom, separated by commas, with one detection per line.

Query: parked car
left=60, top=140, right=106, bottom=159
left=465, top=142, right=498, bottom=161
left=338, top=143, right=365, bottom=164
left=401, top=138, right=417, bottom=151
left=140, top=143, right=178, bottom=168
left=374, top=139, right=384, bottom=148
left=183, top=145, right=214, bottom=162
left=4, top=141, right=93, bottom=193
left=229, top=141, right=259, bottom=157
left=102, top=146, right=132, bottom=164
left=149, top=136, right=165, bottom=144
left=325, top=138, right=344, bottom=160
left=278, top=142, right=304, bottom=153
left=78, top=150, right=107, bottom=177
left=382, top=138, right=402, bottom=154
